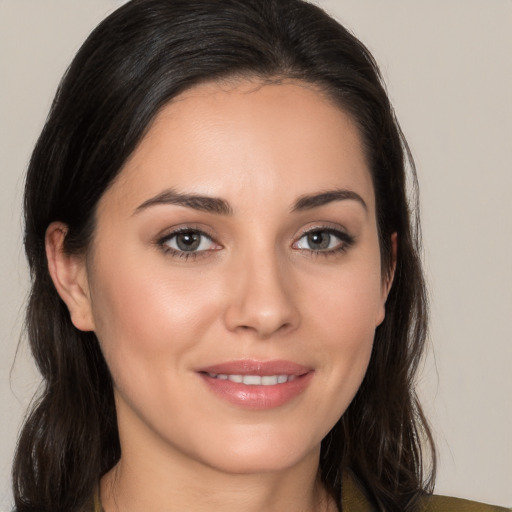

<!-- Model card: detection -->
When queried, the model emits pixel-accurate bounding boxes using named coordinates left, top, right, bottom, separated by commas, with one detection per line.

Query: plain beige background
left=1, top=0, right=511, bottom=509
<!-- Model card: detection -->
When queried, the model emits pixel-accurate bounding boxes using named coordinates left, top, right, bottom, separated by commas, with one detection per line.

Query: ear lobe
left=45, top=222, right=95, bottom=332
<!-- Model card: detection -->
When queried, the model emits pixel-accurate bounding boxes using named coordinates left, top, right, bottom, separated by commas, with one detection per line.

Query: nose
left=223, top=252, right=301, bottom=339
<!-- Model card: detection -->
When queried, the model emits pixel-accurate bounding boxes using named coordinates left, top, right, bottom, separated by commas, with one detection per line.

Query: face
left=73, top=80, right=392, bottom=475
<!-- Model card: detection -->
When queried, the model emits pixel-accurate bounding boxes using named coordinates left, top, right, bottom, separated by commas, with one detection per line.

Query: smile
left=206, top=373, right=296, bottom=385
left=198, top=360, right=314, bottom=409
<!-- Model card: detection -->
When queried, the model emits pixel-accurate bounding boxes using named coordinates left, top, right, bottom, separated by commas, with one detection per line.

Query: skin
left=46, top=80, right=394, bottom=512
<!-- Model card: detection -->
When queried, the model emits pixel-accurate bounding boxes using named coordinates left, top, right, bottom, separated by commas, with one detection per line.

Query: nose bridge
left=223, top=241, right=300, bottom=338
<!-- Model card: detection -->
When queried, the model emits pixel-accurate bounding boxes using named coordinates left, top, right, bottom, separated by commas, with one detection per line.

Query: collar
left=341, top=471, right=374, bottom=511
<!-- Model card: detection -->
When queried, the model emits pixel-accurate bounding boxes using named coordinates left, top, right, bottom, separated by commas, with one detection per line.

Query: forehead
left=100, top=79, right=375, bottom=216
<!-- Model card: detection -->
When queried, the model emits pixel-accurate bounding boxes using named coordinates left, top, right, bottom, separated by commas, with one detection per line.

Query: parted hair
left=14, top=1, right=435, bottom=511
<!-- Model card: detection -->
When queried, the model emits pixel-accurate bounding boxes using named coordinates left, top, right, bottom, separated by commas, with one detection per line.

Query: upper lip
left=197, top=359, right=312, bottom=376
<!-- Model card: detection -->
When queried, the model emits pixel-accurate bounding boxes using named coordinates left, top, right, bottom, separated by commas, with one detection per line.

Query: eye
left=160, top=229, right=218, bottom=254
left=294, top=228, right=353, bottom=253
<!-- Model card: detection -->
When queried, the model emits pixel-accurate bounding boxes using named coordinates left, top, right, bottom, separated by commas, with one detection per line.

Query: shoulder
left=341, top=471, right=510, bottom=512
left=418, top=494, right=511, bottom=512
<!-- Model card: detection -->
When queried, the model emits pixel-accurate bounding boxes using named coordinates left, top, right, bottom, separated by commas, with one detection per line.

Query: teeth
left=206, top=373, right=295, bottom=385
left=243, top=375, right=262, bottom=385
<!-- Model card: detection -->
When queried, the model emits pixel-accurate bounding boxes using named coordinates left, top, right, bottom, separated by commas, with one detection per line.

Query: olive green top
left=92, top=472, right=511, bottom=511
left=341, top=472, right=510, bottom=512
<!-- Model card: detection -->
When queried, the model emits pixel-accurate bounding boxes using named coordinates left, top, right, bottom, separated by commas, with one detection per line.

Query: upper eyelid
left=294, top=223, right=351, bottom=239
left=157, top=225, right=216, bottom=243
left=293, top=226, right=355, bottom=249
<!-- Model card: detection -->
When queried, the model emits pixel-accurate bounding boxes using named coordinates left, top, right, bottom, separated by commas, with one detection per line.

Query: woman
left=12, top=0, right=509, bottom=511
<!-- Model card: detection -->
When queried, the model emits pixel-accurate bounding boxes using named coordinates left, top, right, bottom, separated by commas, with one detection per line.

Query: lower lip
left=199, top=372, right=314, bottom=410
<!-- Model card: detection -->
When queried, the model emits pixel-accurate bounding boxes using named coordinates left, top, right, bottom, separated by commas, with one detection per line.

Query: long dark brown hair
left=14, top=1, right=435, bottom=510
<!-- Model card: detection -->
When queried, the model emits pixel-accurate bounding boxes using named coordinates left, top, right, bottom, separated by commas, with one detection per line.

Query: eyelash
left=293, top=227, right=355, bottom=257
left=156, top=226, right=355, bottom=261
left=157, top=227, right=219, bottom=261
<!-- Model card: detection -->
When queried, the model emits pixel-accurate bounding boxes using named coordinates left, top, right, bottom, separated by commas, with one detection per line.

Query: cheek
left=87, top=249, right=225, bottom=383
left=306, top=255, right=384, bottom=346
left=301, top=257, right=383, bottom=409
left=316, top=281, right=378, bottom=375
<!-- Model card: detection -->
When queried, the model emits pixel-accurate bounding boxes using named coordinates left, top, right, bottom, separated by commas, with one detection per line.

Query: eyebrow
left=134, top=189, right=233, bottom=216
left=134, top=187, right=366, bottom=216
left=292, top=189, right=367, bottom=212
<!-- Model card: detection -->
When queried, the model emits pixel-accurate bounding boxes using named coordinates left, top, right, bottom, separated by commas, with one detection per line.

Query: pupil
left=176, top=232, right=200, bottom=251
left=308, top=231, right=330, bottom=250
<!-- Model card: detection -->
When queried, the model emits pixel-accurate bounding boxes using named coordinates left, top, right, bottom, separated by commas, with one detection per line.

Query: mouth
left=203, top=373, right=298, bottom=385
left=197, top=360, right=314, bottom=409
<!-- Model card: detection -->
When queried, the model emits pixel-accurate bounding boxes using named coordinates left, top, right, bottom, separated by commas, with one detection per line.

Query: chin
left=190, top=424, right=322, bottom=475
left=204, top=449, right=315, bottom=476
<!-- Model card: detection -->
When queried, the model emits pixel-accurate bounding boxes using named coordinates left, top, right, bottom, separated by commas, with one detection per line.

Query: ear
left=45, top=222, right=95, bottom=331
left=376, top=232, right=397, bottom=326
left=383, top=232, right=397, bottom=299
